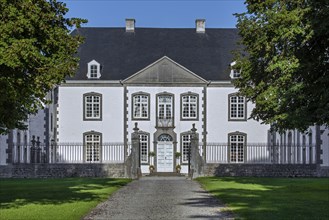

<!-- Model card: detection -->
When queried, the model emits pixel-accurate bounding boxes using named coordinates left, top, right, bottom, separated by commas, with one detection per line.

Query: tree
left=234, top=0, right=329, bottom=131
left=0, top=0, right=86, bottom=134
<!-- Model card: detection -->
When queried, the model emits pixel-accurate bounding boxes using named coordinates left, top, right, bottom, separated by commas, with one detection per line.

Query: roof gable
left=123, top=56, right=208, bottom=84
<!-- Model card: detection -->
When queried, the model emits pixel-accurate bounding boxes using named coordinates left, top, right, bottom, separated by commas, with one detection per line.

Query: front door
left=157, top=142, right=173, bottom=172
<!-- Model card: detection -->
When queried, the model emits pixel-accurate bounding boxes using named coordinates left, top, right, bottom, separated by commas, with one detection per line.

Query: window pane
left=85, top=134, right=101, bottom=162
left=182, top=95, right=197, bottom=119
left=140, top=134, right=148, bottom=163
left=85, top=95, right=101, bottom=119
left=230, top=135, right=244, bottom=163
left=182, top=135, right=190, bottom=163
left=133, top=95, right=149, bottom=119
left=230, top=95, right=245, bottom=119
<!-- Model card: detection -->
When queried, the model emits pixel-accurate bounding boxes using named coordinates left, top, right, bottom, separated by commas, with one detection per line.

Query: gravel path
left=83, top=176, right=235, bottom=220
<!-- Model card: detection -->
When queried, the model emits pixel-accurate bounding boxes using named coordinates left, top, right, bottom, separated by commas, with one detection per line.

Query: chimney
left=195, top=19, right=206, bottom=33
left=125, top=18, right=135, bottom=32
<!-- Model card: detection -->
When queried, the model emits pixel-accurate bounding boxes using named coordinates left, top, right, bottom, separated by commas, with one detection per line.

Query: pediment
left=123, top=56, right=208, bottom=84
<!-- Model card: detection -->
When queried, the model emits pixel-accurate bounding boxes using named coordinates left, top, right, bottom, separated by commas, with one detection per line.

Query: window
left=229, top=94, right=246, bottom=121
left=132, top=93, right=149, bottom=120
left=231, top=69, right=241, bottom=78
left=230, top=61, right=241, bottom=79
left=84, top=132, right=101, bottom=162
left=140, top=133, right=149, bottom=164
left=181, top=134, right=191, bottom=164
left=181, top=93, right=198, bottom=120
left=83, top=93, right=102, bottom=120
left=229, top=133, right=246, bottom=163
left=90, top=65, right=98, bottom=78
left=158, top=134, right=173, bottom=142
left=157, top=94, right=174, bottom=127
left=87, top=60, right=101, bottom=79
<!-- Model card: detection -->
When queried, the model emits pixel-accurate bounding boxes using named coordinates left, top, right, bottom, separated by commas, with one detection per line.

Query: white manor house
left=1, top=19, right=328, bottom=176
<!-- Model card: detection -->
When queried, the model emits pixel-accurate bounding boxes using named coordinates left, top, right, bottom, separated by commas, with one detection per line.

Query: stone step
left=146, top=172, right=185, bottom=177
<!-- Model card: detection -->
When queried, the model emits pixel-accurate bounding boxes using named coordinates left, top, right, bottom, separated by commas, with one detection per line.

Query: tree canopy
left=234, top=0, right=329, bottom=131
left=0, top=0, right=86, bottom=134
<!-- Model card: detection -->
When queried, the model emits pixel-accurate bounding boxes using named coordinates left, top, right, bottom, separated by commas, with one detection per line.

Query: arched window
left=84, top=131, right=102, bottom=162
left=228, top=93, right=247, bottom=121
left=228, top=132, right=246, bottom=163
left=139, top=133, right=150, bottom=164
left=158, top=134, right=173, bottom=142
left=181, top=93, right=198, bottom=120
left=83, top=92, right=102, bottom=120
left=157, top=93, right=174, bottom=127
left=181, top=133, right=191, bottom=164
left=132, top=92, right=150, bottom=120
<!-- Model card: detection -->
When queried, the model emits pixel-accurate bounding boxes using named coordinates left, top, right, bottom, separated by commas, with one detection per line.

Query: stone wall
left=0, top=164, right=125, bottom=178
left=205, top=164, right=329, bottom=177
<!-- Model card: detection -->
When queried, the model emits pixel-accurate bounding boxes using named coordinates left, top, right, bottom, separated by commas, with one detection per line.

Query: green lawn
left=0, top=178, right=131, bottom=220
left=197, top=177, right=329, bottom=220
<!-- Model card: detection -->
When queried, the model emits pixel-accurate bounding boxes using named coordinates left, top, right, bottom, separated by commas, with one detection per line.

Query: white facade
left=2, top=22, right=327, bottom=174
left=207, top=86, right=269, bottom=143
left=55, top=56, right=272, bottom=173
left=57, top=86, right=124, bottom=143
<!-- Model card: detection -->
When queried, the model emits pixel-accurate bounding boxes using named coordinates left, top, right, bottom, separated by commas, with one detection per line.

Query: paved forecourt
left=84, top=176, right=235, bottom=220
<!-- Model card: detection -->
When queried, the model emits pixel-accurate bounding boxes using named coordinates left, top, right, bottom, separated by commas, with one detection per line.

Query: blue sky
left=62, top=0, right=246, bottom=28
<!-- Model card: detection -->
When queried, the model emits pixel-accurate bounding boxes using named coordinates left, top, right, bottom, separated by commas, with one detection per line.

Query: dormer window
left=230, top=61, right=241, bottom=79
left=87, top=60, right=101, bottom=79
left=232, top=69, right=241, bottom=78
left=90, top=65, right=98, bottom=78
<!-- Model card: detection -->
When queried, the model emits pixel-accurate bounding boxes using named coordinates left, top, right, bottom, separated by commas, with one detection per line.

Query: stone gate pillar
left=126, top=123, right=141, bottom=179
left=190, top=124, right=204, bottom=179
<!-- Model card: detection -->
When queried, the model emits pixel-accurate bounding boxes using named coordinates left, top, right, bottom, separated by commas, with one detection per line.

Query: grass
left=197, top=177, right=329, bottom=220
left=0, top=178, right=131, bottom=220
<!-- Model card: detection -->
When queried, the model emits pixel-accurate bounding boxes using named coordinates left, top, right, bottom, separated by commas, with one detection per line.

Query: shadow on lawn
left=200, top=177, right=329, bottom=220
left=0, top=178, right=129, bottom=209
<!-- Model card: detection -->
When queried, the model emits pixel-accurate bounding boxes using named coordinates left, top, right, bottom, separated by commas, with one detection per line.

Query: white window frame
left=229, top=61, right=241, bottom=79
left=229, top=94, right=246, bottom=121
left=84, top=132, right=101, bottom=163
left=158, top=95, right=173, bottom=119
left=181, top=134, right=191, bottom=164
left=132, top=93, right=149, bottom=120
left=229, top=133, right=245, bottom=163
left=84, top=93, right=102, bottom=120
left=181, top=94, right=198, bottom=120
left=140, top=133, right=149, bottom=164
left=87, top=60, right=101, bottom=79
left=157, top=93, right=174, bottom=127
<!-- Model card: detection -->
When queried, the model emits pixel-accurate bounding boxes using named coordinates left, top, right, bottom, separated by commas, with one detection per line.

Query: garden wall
left=0, top=164, right=125, bottom=178
left=204, top=164, right=329, bottom=177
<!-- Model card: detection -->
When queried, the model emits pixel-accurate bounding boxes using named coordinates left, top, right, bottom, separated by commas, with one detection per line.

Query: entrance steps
left=145, top=172, right=186, bottom=177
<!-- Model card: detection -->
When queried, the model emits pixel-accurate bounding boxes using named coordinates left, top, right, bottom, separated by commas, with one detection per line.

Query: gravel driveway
left=83, top=176, right=235, bottom=220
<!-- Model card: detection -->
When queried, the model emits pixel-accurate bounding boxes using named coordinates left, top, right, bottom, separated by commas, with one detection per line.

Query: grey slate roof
left=70, top=27, right=240, bottom=81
